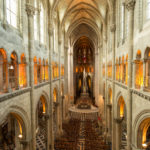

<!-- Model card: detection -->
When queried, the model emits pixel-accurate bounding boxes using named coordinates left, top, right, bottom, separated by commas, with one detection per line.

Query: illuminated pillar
left=26, top=3, right=36, bottom=150
left=126, top=1, right=136, bottom=150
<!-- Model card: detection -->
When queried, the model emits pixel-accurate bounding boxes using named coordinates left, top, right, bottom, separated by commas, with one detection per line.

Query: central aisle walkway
left=54, top=118, right=110, bottom=150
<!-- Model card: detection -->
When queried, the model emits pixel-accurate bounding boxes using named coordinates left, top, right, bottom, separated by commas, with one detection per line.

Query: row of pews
left=54, top=119, right=80, bottom=150
left=84, top=120, right=110, bottom=150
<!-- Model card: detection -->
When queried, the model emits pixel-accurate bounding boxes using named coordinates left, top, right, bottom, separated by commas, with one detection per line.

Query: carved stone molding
left=26, top=3, right=35, bottom=16
left=0, top=87, right=31, bottom=102
left=110, top=24, right=116, bottom=32
left=126, top=0, right=136, bottom=11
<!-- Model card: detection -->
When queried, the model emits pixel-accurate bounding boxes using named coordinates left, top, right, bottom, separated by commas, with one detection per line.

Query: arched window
left=19, top=54, right=27, bottom=88
left=135, top=50, right=143, bottom=89
left=38, top=58, right=42, bottom=83
left=119, top=57, right=121, bottom=81
left=40, top=3, right=45, bottom=43
left=125, top=54, right=128, bottom=85
left=34, top=57, right=37, bottom=85
left=121, top=56, right=125, bottom=83
left=146, top=0, right=150, bottom=19
left=9, top=52, right=18, bottom=90
left=116, top=58, right=119, bottom=81
left=6, top=0, right=19, bottom=28
left=45, top=60, right=49, bottom=81
left=42, top=59, right=45, bottom=81
left=0, top=49, right=7, bottom=93
left=144, top=47, right=150, bottom=89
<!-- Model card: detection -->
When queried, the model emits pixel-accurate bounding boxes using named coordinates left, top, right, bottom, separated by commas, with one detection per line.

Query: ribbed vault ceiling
left=51, top=0, right=110, bottom=34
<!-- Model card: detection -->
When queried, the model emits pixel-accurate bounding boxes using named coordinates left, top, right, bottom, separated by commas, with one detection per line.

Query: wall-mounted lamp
left=18, top=134, right=23, bottom=139
left=142, top=143, right=148, bottom=149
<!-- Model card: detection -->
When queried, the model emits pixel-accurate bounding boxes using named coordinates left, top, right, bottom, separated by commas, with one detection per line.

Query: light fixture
left=43, top=111, right=46, bottom=114
left=142, top=143, right=148, bottom=149
left=9, top=65, right=14, bottom=70
left=18, top=134, right=23, bottom=139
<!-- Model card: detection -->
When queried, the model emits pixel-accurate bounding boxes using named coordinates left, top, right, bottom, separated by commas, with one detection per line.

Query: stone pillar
left=94, top=51, right=100, bottom=104
left=115, top=119, right=122, bottom=150
left=110, top=21, right=116, bottom=150
left=44, top=114, right=50, bottom=150
left=107, top=105, right=112, bottom=137
left=64, top=45, right=69, bottom=119
left=70, top=51, right=74, bottom=105
left=126, top=1, right=136, bottom=150
left=104, top=35, right=107, bottom=134
left=2, top=0, right=7, bottom=29
left=48, top=26, right=54, bottom=150
left=25, top=3, right=36, bottom=150
left=58, top=37, right=63, bottom=135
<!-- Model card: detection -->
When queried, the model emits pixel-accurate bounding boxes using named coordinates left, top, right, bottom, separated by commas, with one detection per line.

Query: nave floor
left=54, top=118, right=111, bottom=150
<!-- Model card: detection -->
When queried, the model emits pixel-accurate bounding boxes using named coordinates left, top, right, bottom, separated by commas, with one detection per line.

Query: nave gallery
left=1, top=0, right=150, bottom=150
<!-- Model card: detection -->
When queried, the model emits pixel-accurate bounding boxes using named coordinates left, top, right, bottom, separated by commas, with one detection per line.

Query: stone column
left=44, top=114, right=50, bottom=150
left=115, top=119, right=122, bottom=150
left=103, top=35, right=107, bottom=134
left=48, top=25, right=54, bottom=150
left=2, top=0, right=7, bottom=29
left=25, top=3, right=36, bottom=150
left=70, top=51, right=74, bottom=105
left=64, top=45, right=69, bottom=119
left=95, top=51, right=100, bottom=104
left=126, top=1, right=136, bottom=150
left=58, top=29, right=63, bottom=134
left=110, top=21, right=116, bottom=150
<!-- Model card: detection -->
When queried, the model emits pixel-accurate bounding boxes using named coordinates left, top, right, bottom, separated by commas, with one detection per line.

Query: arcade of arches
left=1, top=0, right=150, bottom=150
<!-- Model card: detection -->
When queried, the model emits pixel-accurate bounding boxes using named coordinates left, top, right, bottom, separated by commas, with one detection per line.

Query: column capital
left=26, top=3, right=35, bottom=16
left=126, top=0, right=136, bottom=11
left=110, top=24, right=116, bottom=32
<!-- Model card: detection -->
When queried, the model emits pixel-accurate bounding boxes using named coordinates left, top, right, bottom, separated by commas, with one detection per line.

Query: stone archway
left=0, top=112, right=27, bottom=150
left=116, top=95, right=127, bottom=150
left=35, top=95, right=48, bottom=150
left=136, top=118, right=150, bottom=149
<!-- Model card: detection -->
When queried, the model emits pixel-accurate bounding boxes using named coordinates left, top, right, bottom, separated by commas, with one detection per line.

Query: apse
left=73, top=36, right=95, bottom=103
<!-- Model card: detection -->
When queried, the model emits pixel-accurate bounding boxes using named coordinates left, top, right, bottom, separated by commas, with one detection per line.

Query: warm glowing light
left=34, top=57, right=38, bottom=84
left=135, top=61, right=143, bottom=88
left=53, top=88, right=57, bottom=102
left=9, top=65, right=14, bottom=70
left=19, top=54, right=27, bottom=88
left=142, top=143, right=147, bottom=148
left=119, top=96, right=125, bottom=118
left=18, top=134, right=23, bottom=139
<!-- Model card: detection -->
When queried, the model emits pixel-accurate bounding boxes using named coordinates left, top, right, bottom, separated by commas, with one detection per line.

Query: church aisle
left=54, top=118, right=110, bottom=150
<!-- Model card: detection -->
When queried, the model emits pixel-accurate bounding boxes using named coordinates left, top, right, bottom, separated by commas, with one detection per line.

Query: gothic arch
left=0, top=105, right=30, bottom=140
left=133, top=110, right=150, bottom=148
